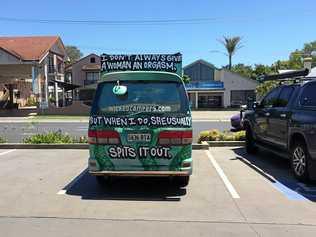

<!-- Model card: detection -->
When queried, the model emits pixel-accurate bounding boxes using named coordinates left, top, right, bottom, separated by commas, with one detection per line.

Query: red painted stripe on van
left=158, top=131, right=192, bottom=139
left=96, top=130, right=120, bottom=138
left=88, top=130, right=97, bottom=137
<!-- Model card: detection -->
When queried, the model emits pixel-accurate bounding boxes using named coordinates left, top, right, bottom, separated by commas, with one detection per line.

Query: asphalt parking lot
left=1, top=148, right=316, bottom=236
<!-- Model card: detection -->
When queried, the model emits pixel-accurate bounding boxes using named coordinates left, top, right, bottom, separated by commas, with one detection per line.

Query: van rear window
left=92, top=81, right=189, bottom=114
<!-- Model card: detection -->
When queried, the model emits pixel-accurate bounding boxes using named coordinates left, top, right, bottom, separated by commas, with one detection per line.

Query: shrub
left=0, top=137, right=7, bottom=143
left=23, top=131, right=74, bottom=144
left=23, top=131, right=88, bottom=144
left=198, top=130, right=245, bottom=143
left=233, top=131, right=246, bottom=141
left=25, top=96, right=37, bottom=106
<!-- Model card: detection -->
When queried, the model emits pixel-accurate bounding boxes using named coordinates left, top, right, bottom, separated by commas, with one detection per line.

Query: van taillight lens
left=88, top=130, right=120, bottom=145
left=158, top=131, right=192, bottom=146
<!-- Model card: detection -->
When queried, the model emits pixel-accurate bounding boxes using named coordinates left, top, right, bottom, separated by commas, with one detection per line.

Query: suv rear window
left=92, top=81, right=189, bottom=114
left=277, top=86, right=295, bottom=107
left=261, top=87, right=281, bottom=108
left=300, top=82, right=316, bottom=107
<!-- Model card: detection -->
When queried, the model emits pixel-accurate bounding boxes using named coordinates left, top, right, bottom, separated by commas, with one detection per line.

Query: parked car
left=230, top=113, right=243, bottom=131
left=243, top=77, right=316, bottom=182
left=231, top=105, right=248, bottom=131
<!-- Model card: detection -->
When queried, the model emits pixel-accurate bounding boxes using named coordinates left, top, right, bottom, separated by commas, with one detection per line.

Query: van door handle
left=265, top=112, right=270, bottom=117
left=280, top=114, right=287, bottom=118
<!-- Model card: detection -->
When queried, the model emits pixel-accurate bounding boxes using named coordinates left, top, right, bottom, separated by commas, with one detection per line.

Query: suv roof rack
left=258, top=68, right=310, bottom=82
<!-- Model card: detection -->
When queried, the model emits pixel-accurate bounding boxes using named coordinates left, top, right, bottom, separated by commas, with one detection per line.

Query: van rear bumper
left=89, top=170, right=190, bottom=177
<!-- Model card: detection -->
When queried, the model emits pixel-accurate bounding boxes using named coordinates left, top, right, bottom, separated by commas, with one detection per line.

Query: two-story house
left=0, top=36, right=67, bottom=109
left=65, top=53, right=100, bottom=100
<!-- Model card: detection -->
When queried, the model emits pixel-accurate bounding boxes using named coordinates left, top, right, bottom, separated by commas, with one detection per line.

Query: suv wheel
left=245, top=125, right=257, bottom=154
left=291, top=141, right=310, bottom=182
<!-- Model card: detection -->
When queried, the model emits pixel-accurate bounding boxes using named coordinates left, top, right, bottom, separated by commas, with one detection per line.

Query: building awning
left=185, top=81, right=224, bottom=91
left=187, top=89, right=225, bottom=92
left=49, top=79, right=81, bottom=91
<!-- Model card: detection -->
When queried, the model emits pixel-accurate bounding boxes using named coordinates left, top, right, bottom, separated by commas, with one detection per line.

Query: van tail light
left=88, top=130, right=120, bottom=145
left=158, top=131, right=192, bottom=146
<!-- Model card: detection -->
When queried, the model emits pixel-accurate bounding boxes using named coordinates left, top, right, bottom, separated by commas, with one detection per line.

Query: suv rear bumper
left=89, top=170, right=191, bottom=177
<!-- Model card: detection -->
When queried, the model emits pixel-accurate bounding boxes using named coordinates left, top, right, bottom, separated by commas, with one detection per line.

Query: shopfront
left=186, top=81, right=225, bottom=109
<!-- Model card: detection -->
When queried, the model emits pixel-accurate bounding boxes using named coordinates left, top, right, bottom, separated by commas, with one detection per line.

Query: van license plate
left=127, top=133, right=151, bottom=142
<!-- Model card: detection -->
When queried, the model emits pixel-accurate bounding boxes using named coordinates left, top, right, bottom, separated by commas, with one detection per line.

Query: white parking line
left=0, top=149, right=16, bottom=156
left=206, top=150, right=240, bottom=199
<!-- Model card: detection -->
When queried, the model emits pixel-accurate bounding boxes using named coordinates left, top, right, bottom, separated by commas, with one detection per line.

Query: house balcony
left=48, top=65, right=64, bottom=75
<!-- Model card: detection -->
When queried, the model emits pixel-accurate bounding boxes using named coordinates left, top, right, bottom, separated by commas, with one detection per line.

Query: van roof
left=100, top=71, right=182, bottom=83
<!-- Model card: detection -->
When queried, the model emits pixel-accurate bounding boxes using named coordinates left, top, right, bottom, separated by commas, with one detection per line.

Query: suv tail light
left=158, top=131, right=192, bottom=146
left=88, top=130, right=120, bottom=145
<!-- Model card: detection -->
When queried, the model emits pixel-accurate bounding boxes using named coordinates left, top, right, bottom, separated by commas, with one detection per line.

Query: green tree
left=275, top=41, right=316, bottom=70
left=228, top=40, right=316, bottom=98
left=229, top=64, right=253, bottom=78
left=219, top=36, right=243, bottom=70
left=253, top=64, right=275, bottom=78
left=256, top=81, right=279, bottom=98
left=229, top=64, right=275, bottom=80
left=182, top=74, right=191, bottom=84
left=65, top=45, right=83, bottom=64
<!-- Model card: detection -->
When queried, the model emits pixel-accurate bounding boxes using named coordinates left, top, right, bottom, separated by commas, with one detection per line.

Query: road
left=0, top=121, right=232, bottom=143
left=1, top=148, right=316, bottom=236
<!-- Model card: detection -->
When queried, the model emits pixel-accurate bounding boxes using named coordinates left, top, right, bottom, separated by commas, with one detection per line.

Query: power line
left=0, top=16, right=242, bottom=26
left=0, top=9, right=312, bottom=26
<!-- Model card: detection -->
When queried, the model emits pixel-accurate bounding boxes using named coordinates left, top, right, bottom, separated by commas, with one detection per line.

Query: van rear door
left=89, top=80, right=192, bottom=172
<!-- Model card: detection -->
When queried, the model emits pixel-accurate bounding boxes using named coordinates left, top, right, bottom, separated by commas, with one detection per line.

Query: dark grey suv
left=244, top=78, right=316, bottom=182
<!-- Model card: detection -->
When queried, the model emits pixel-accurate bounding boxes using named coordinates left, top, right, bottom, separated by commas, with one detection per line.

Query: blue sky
left=1, top=0, right=315, bottom=67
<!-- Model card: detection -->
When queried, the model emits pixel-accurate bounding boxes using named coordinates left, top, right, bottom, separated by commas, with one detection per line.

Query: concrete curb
left=0, top=144, right=89, bottom=149
left=206, top=141, right=245, bottom=147
left=192, top=144, right=209, bottom=150
left=0, top=143, right=209, bottom=150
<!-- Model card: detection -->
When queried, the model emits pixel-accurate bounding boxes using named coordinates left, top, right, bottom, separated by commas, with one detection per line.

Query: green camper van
left=88, top=54, right=192, bottom=187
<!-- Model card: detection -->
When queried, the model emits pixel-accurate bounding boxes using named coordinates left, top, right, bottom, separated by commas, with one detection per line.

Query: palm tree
left=219, top=36, right=243, bottom=70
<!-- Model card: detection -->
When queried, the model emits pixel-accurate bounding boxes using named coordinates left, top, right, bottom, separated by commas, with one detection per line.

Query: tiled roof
left=0, top=36, right=61, bottom=61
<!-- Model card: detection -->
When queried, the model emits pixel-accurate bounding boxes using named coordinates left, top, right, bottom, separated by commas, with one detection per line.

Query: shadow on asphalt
left=232, top=147, right=316, bottom=201
left=63, top=169, right=186, bottom=201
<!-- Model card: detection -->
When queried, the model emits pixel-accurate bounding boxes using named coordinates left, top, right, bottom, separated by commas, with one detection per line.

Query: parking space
left=209, top=147, right=316, bottom=224
left=1, top=148, right=316, bottom=236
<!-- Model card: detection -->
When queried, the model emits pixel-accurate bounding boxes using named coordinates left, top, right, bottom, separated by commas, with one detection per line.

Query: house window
left=90, top=57, right=96, bottom=63
left=86, top=72, right=99, bottom=81
left=48, top=56, right=54, bottom=73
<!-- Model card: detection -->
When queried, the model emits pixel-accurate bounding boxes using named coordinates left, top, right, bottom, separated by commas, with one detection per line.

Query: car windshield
left=92, top=80, right=189, bottom=115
